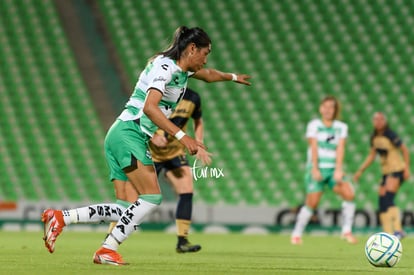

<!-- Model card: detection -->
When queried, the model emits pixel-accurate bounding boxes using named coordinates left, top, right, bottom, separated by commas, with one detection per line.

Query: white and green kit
left=305, top=118, right=348, bottom=193
left=105, top=55, right=193, bottom=181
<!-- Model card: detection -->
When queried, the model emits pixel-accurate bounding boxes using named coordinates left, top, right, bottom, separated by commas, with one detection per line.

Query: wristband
left=231, top=73, right=237, bottom=81
left=174, top=130, right=186, bottom=140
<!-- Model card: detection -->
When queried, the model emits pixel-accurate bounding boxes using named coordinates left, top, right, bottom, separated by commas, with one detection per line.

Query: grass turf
left=0, top=231, right=412, bottom=274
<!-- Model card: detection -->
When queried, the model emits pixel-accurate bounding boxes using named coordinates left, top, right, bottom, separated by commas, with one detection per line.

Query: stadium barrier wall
left=0, top=201, right=413, bottom=233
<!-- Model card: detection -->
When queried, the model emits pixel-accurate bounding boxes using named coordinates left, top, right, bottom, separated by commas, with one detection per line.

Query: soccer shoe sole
left=93, top=253, right=129, bottom=266
left=41, top=210, right=57, bottom=253
left=176, top=244, right=202, bottom=253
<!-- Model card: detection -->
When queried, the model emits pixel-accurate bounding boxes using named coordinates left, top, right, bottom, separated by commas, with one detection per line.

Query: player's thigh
left=105, top=120, right=153, bottom=181
left=112, top=179, right=128, bottom=201
left=166, top=165, right=193, bottom=194
left=126, top=160, right=161, bottom=195
left=385, top=174, right=402, bottom=193
left=378, top=175, right=387, bottom=196
left=125, top=181, right=139, bottom=202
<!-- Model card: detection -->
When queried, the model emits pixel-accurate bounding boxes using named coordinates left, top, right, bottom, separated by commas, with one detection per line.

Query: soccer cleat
left=341, top=232, right=358, bottom=244
left=176, top=239, right=202, bottom=253
left=290, top=236, right=303, bottom=245
left=41, top=209, right=65, bottom=253
left=93, top=247, right=128, bottom=265
left=394, top=231, right=406, bottom=240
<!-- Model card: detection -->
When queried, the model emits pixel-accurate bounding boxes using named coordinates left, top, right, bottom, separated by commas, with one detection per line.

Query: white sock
left=62, top=203, right=126, bottom=225
left=103, top=198, right=158, bottom=251
left=341, top=201, right=356, bottom=234
left=292, top=206, right=313, bottom=237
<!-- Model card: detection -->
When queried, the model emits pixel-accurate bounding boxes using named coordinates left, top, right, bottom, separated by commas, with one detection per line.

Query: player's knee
left=178, top=185, right=194, bottom=194
left=305, top=200, right=318, bottom=210
left=385, top=182, right=400, bottom=193
left=344, top=192, right=355, bottom=201
left=344, top=187, right=355, bottom=201
left=172, top=178, right=194, bottom=194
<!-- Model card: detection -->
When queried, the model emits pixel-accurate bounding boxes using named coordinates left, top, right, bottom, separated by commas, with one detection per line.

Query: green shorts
left=304, top=167, right=337, bottom=194
left=104, top=119, right=153, bottom=181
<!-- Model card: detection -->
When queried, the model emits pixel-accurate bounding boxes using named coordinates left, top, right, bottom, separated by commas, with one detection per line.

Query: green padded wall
left=0, top=0, right=111, bottom=202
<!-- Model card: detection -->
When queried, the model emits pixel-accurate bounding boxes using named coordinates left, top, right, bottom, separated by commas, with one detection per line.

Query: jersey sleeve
left=146, top=61, right=173, bottom=94
left=385, top=129, right=403, bottom=147
left=305, top=120, right=318, bottom=138
left=339, top=123, right=348, bottom=139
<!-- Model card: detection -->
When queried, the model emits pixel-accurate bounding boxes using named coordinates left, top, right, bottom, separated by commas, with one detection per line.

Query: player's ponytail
left=155, top=26, right=211, bottom=61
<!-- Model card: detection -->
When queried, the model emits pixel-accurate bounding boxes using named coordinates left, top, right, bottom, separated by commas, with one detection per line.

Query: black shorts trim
left=154, top=155, right=189, bottom=175
left=381, top=171, right=404, bottom=186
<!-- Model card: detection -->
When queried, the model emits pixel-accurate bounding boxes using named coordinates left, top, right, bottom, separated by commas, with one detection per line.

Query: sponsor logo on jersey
left=153, top=76, right=167, bottom=82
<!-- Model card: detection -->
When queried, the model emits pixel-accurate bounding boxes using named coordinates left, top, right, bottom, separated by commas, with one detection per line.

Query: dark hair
left=320, top=95, right=341, bottom=120
left=156, top=26, right=211, bottom=60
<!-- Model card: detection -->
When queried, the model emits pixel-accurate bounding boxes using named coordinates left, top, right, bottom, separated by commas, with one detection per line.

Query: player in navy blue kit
left=354, top=112, right=410, bottom=239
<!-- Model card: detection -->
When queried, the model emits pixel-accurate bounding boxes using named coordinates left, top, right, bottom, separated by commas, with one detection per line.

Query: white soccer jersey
left=118, top=55, right=193, bottom=136
left=306, top=118, right=348, bottom=169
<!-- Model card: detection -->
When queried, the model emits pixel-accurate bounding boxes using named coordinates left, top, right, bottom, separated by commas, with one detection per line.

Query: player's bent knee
left=345, top=193, right=355, bottom=201
left=178, top=185, right=193, bottom=194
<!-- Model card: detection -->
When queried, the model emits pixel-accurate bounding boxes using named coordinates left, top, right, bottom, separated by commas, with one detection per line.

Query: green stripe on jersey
left=131, top=88, right=177, bottom=107
left=317, top=141, right=337, bottom=150
left=317, top=126, right=339, bottom=133
left=318, top=157, right=336, bottom=163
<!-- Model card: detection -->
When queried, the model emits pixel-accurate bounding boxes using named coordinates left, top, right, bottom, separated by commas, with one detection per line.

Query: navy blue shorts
left=154, top=155, right=189, bottom=176
left=381, top=171, right=404, bottom=186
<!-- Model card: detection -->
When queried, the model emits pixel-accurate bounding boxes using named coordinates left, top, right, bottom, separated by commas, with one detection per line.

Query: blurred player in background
left=149, top=88, right=211, bottom=253
left=41, top=26, right=251, bottom=265
left=353, top=112, right=410, bottom=239
left=291, top=96, right=357, bottom=245
left=105, top=88, right=211, bottom=253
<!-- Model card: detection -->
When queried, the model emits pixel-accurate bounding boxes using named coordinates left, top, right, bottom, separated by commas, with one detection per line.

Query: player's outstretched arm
left=192, top=68, right=251, bottom=85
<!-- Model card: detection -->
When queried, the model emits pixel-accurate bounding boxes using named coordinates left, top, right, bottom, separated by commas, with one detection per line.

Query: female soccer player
left=106, top=88, right=211, bottom=253
left=291, top=96, right=357, bottom=245
left=41, top=26, right=250, bottom=265
left=353, top=112, right=410, bottom=239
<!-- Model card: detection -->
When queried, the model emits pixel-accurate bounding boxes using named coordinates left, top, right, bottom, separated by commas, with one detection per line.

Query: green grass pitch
left=0, top=231, right=413, bottom=274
